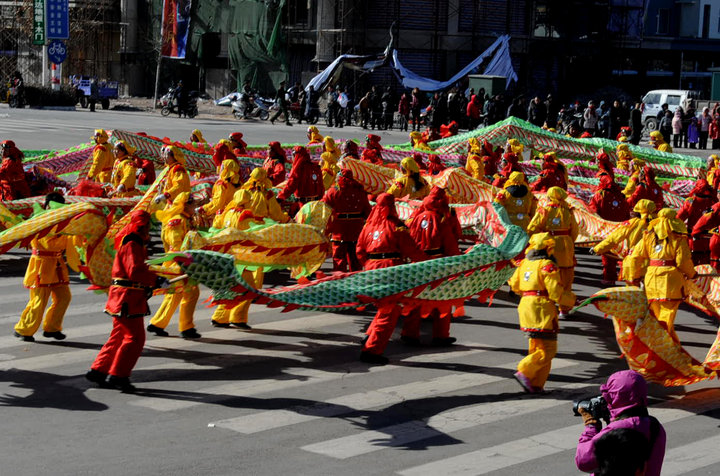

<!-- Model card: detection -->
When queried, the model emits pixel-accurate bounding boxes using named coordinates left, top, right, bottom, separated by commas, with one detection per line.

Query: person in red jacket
left=356, top=193, right=427, bottom=365
left=85, top=211, right=166, bottom=392
left=627, top=166, right=664, bottom=211
left=263, top=141, right=287, bottom=186
left=680, top=179, right=719, bottom=264
left=427, top=155, right=446, bottom=176
left=321, top=168, right=373, bottom=271
left=0, top=140, right=31, bottom=200
left=531, top=152, right=568, bottom=192
left=595, top=151, right=615, bottom=180
left=492, top=152, right=522, bottom=188
left=277, top=146, right=324, bottom=205
left=466, top=94, right=482, bottom=130
left=400, top=187, right=461, bottom=346
left=694, top=201, right=720, bottom=271
left=589, top=175, right=631, bottom=284
left=341, top=140, right=360, bottom=160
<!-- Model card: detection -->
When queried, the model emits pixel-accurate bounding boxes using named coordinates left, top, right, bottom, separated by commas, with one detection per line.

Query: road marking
left=131, top=345, right=491, bottom=412
left=300, top=359, right=578, bottom=459
left=662, top=434, right=720, bottom=475
left=396, top=389, right=720, bottom=476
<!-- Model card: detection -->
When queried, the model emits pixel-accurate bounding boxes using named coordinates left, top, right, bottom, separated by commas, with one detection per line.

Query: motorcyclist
left=172, top=80, right=188, bottom=118
left=240, top=80, right=254, bottom=118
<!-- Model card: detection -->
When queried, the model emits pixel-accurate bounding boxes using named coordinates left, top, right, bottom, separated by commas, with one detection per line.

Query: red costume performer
left=427, top=155, right=446, bottom=176
left=412, top=152, right=428, bottom=171
left=492, top=152, right=522, bottom=188
left=86, top=211, right=163, bottom=392
left=683, top=181, right=720, bottom=265
left=531, top=152, right=568, bottom=192
left=693, top=201, right=720, bottom=271
left=440, top=121, right=459, bottom=138
left=321, top=169, right=373, bottom=272
left=400, top=187, right=460, bottom=345
left=341, top=140, right=360, bottom=160
left=357, top=193, right=427, bottom=365
left=627, top=166, right=664, bottom=211
left=366, top=134, right=383, bottom=155
left=263, top=141, right=287, bottom=186
left=229, top=132, right=248, bottom=156
left=212, top=140, right=238, bottom=172
left=481, top=140, right=501, bottom=179
left=277, top=146, right=324, bottom=204
left=595, top=151, right=615, bottom=180
left=361, top=149, right=383, bottom=166
left=135, top=157, right=156, bottom=186
left=0, top=140, right=31, bottom=201
left=589, top=175, right=631, bottom=284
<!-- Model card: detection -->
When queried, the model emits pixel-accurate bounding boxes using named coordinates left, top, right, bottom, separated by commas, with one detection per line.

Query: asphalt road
left=1, top=106, right=719, bottom=476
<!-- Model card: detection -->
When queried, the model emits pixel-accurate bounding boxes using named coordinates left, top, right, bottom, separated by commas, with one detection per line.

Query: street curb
left=28, top=106, right=77, bottom=111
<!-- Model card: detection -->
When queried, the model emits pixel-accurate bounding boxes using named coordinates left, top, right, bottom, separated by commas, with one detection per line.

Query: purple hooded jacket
left=575, top=370, right=666, bottom=475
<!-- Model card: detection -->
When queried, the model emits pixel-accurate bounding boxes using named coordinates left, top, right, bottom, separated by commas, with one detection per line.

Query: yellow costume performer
left=506, top=138, right=524, bottom=158
left=494, top=171, right=537, bottom=231
left=622, top=158, right=646, bottom=198
left=629, top=208, right=696, bottom=341
left=110, top=141, right=142, bottom=197
left=307, top=126, right=323, bottom=145
left=706, top=154, right=720, bottom=186
left=190, top=129, right=206, bottom=143
left=320, top=152, right=340, bottom=190
left=465, top=138, right=485, bottom=180
left=615, top=143, right=633, bottom=171
left=14, top=194, right=77, bottom=341
left=527, top=186, right=578, bottom=313
left=199, top=159, right=241, bottom=224
left=147, top=192, right=201, bottom=338
left=87, top=129, right=114, bottom=183
left=509, top=232, right=576, bottom=393
left=210, top=169, right=289, bottom=329
left=154, top=145, right=191, bottom=205
left=592, top=199, right=657, bottom=283
left=650, top=130, right=673, bottom=153
left=410, top=131, right=432, bottom=151
left=387, top=156, right=431, bottom=200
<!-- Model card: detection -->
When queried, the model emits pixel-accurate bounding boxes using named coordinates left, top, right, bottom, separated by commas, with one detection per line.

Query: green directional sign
left=33, top=0, right=45, bottom=45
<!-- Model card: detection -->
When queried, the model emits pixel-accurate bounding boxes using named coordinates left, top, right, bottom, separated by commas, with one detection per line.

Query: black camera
left=572, top=395, right=610, bottom=423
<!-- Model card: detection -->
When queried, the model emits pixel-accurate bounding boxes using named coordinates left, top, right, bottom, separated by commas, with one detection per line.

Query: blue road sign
left=47, top=40, right=67, bottom=64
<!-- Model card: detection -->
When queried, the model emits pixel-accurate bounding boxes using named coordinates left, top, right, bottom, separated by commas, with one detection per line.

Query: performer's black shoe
left=230, top=322, right=252, bottom=330
left=85, top=369, right=110, bottom=387
left=400, top=335, right=422, bottom=347
left=211, top=320, right=231, bottom=328
left=359, top=351, right=389, bottom=366
left=147, top=324, right=169, bottom=337
left=14, top=331, right=34, bottom=342
left=431, top=337, right=457, bottom=347
left=107, top=376, right=136, bottom=393
left=180, top=328, right=202, bottom=339
left=43, top=331, right=66, bottom=340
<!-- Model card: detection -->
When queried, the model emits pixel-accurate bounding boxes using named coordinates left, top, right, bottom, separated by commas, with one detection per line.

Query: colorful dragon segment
left=154, top=203, right=528, bottom=315
left=574, top=286, right=720, bottom=386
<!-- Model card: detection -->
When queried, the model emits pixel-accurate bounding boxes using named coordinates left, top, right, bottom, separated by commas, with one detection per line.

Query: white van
left=641, top=89, right=699, bottom=130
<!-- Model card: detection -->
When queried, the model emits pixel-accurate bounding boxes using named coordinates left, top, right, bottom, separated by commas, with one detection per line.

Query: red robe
left=277, top=155, right=324, bottom=202
left=322, top=180, right=373, bottom=271
left=105, top=235, right=159, bottom=317
left=531, top=161, right=567, bottom=193
left=263, top=158, right=286, bottom=186
left=691, top=201, right=720, bottom=266
left=0, top=157, right=31, bottom=200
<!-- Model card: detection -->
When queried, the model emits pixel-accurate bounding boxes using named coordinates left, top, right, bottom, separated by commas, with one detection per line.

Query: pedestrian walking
left=270, top=80, right=293, bottom=126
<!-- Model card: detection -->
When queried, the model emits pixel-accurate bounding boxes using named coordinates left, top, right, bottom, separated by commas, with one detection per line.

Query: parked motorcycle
left=232, top=93, right=270, bottom=120
left=160, top=90, right=199, bottom=118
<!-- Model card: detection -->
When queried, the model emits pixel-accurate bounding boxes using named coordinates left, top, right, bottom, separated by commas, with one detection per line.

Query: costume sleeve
left=164, top=168, right=191, bottom=200
left=508, top=265, right=522, bottom=294
left=441, top=221, right=461, bottom=256
left=267, top=195, right=290, bottom=223
left=270, top=162, right=286, bottom=185
left=277, top=165, right=300, bottom=200
left=119, top=161, right=136, bottom=190
left=202, top=181, right=228, bottom=216
left=527, top=208, right=547, bottom=235
left=87, top=146, right=104, bottom=179
left=675, top=234, right=696, bottom=278
left=543, top=261, right=576, bottom=308
left=676, top=200, right=692, bottom=222
left=692, top=211, right=720, bottom=235
left=386, top=178, right=406, bottom=198
left=575, top=424, right=602, bottom=472
left=628, top=233, right=650, bottom=281
left=123, top=241, right=158, bottom=286
left=588, top=192, right=602, bottom=214
left=594, top=221, right=632, bottom=255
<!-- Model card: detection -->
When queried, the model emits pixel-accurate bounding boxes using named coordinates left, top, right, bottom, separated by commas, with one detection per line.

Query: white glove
left=153, top=194, right=166, bottom=205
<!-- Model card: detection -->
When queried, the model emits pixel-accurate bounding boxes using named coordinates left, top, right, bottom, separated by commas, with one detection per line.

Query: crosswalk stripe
left=209, top=358, right=568, bottom=435
left=395, top=389, right=720, bottom=476
left=662, top=434, right=720, bottom=475
left=0, top=322, right=111, bottom=351
left=131, top=345, right=491, bottom=412
left=299, top=359, right=578, bottom=459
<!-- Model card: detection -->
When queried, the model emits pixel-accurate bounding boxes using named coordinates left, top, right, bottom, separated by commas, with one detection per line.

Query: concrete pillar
left=314, top=0, right=335, bottom=65
left=121, top=0, right=142, bottom=96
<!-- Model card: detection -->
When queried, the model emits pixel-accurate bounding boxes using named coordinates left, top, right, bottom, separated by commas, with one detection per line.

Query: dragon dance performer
left=592, top=199, right=656, bottom=285
left=628, top=208, right=695, bottom=342
left=361, top=148, right=383, bottom=166
left=322, top=136, right=341, bottom=161
left=527, top=186, right=578, bottom=316
left=189, top=129, right=206, bottom=143
left=649, top=130, right=673, bottom=153
left=365, top=134, right=383, bottom=157
left=321, top=169, right=372, bottom=272
left=135, top=155, right=155, bottom=186
left=494, top=171, right=537, bottom=232
left=387, top=156, right=431, bottom=200
left=465, top=138, right=485, bottom=181
left=509, top=232, right=576, bottom=394
left=692, top=201, right=720, bottom=271
left=307, top=126, right=323, bottom=145
left=196, top=159, right=241, bottom=225
left=153, top=145, right=191, bottom=206
left=492, top=152, right=522, bottom=188
left=410, top=131, right=432, bottom=152
left=627, top=166, right=664, bottom=212
left=357, top=193, right=427, bottom=365
left=212, top=139, right=237, bottom=175
left=341, top=140, right=360, bottom=160
left=622, top=158, right=646, bottom=197
left=229, top=132, right=248, bottom=157
left=400, top=187, right=460, bottom=346
left=588, top=175, right=631, bottom=285
left=211, top=169, right=289, bottom=329
left=706, top=154, right=720, bottom=190
left=110, top=141, right=142, bottom=198
left=677, top=179, right=717, bottom=265
left=277, top=146, right=324, bottom=206
left=505, top=138, right=524, bottom=159
left=426, top=155, right=446, bottom=176
left=14, top=193, right=76, bottom=342
left=263, top=141, right=287, bottom=186
left=320, top=151, right=340, bottom=190
left=615, top=143, right=633, bottom=171
left=86, top=210, right=166, bottom=393
left=147, top=192, right=202, bottom=339
left=594, top=151, right=615, bottom=180
left=531, top=152, right=568, bottom=193
left=87, top=129, right=114, bottom=183
left=0, top=140, right=31, bottom=201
